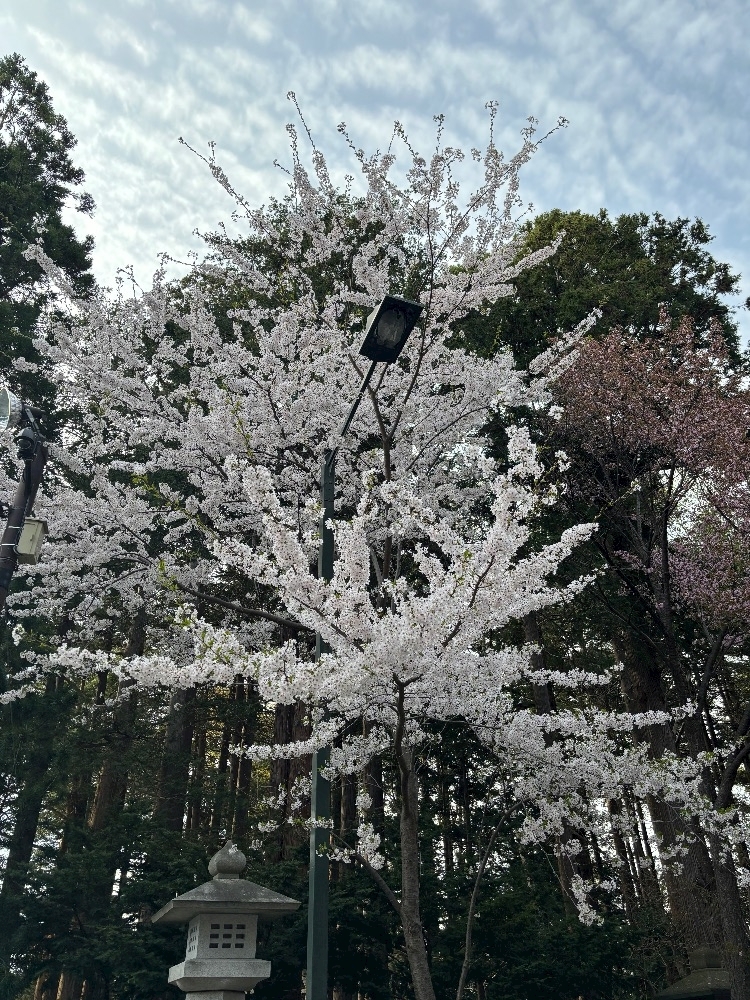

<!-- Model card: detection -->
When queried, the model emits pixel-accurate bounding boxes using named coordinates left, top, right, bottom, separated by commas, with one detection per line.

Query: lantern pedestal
left=169, top=957, right=271, bottom=992
left=185, top=993, right=246, bottom=1000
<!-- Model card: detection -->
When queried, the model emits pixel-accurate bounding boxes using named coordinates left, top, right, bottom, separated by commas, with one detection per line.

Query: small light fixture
left=358, top=295, right=423, bottom=363
left=0, top=386, right=23, bottom=432
left=17, top=518, right=48, bottom=564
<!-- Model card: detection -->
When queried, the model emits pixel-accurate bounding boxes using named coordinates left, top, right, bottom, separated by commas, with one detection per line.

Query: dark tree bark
left=152, top=686, right=196, bottom=832
left=393, top=682, right=436, bottom=1000
left=615, top=629, right=723, bottom=952
left=209, top=684, right=236, bottom=849
left=607, top=802, right=638, bottom=919
left=187, top=724, right=207, bottom=834
left=268, top=701, right=311, bottom=861
left=232, top=684, right=259, bottom=843
left=0, top=675, right=58, bottom=907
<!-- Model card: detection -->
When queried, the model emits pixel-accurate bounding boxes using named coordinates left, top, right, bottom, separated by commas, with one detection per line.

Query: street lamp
left=307, top=294, right=422, bottom=1000
left=0, top=385, right=49, bottom=609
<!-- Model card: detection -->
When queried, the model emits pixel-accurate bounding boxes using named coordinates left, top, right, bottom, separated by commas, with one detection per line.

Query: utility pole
left=0, top=387, right=48, bottom=610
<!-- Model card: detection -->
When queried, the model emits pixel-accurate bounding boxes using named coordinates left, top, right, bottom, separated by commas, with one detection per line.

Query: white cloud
left=3, top=0, right=749, bottom=341
left=230, top=4, right=274, bottom=44
left=94, top=14, right=159, bottom=65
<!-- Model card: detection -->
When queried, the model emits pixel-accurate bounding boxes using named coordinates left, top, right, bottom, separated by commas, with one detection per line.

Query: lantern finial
left=208, top=840, right=246, bottom=880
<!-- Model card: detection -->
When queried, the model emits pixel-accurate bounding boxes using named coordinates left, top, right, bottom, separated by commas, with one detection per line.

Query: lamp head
left=359, top=295, right=423, bottom=363
left=0, top=386, right=23, bottom=433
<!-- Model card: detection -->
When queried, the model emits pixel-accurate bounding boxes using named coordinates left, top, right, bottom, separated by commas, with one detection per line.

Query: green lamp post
left=307, top=295, right=422, bottom=1000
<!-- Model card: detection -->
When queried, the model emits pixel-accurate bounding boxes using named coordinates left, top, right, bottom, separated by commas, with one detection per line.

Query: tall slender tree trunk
left=0, top=676, right=59, bottom=907
left=398, top=745, right=436, bottom=1000
left=608, top=799, right=638, bottom=920
left=226, top=678, right=245, bottom=831
left=394, top=682, right=435, bottom=1000
left=625, top=792, right=662, bottom=906
left=187, top=725, right=207, bottom=834
left=439, top=769, right=454, bottom=878
left=153, top=686, right=196, bottom=831
left=210, top=686, right=236, bottom=850
left=232, top=684, right=259, bottom=843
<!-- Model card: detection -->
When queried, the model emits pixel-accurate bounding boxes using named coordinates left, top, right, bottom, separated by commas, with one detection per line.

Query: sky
left=2, top=0, right=749, bottom=341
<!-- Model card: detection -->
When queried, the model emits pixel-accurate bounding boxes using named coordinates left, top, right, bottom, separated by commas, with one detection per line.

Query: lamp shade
left=0, top=386, right=23, bottom=432
left=359, top=295, right=423, bottom=363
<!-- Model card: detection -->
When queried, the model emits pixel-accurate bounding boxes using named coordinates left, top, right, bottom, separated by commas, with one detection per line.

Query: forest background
left=3, top=49, right=750, bottom=1000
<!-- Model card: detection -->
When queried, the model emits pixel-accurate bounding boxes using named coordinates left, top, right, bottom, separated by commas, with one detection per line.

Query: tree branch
left=715, top=739, right=750, bottom=811
left=696, top=628, right=727, bottom=715
left=355, top=852, right=402, bottom=918
left=174, top=581, right=314, bottom=632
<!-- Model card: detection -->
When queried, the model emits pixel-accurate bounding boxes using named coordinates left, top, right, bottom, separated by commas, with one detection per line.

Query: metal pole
left=306, top=361, right=379, bottom=1000
left=306, top=448, right=335, bottom=1000
left=0, top=441, right=47, bottom=610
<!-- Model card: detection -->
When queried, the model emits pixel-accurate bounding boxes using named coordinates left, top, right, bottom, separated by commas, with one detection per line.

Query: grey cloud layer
left=1, top=0, right=748, bottom=338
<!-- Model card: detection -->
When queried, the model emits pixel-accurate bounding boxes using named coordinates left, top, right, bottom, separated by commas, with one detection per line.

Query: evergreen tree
left=0, top=51, right=94, bottom=409
left=460, top=208, right=742, bottom=368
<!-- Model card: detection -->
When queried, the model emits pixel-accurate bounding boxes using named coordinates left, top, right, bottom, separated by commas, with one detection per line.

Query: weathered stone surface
left=151, top=876, right=299, bottom=924
left=185, top=991, right=244, bottom=1000
left=208, top=842, right=247, bottom=880
left=153, top=840, right=300, bottom=997
left=168, top=958, right=271, bottom=992
left=656, top=948, right=730, bottom=999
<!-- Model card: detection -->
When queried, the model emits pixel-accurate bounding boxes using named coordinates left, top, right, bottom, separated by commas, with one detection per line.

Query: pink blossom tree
left=554, top=311, right=750, bottom=995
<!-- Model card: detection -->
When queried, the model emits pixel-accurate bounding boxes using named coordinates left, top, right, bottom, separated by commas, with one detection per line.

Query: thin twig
left=456, top=801, right=522, bottom=1000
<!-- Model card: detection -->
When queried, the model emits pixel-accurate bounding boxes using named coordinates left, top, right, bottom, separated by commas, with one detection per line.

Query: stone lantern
left=152, top=841, right=300, bottom=1000
left=656, top=948, right=729, bottom=1000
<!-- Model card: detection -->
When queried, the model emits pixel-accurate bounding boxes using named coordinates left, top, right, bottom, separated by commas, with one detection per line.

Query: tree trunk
left=55, top=973, right=82, bottom=1000
left=33, top=972, right=59, bottom=1000
left=232, top=687, right=258, bottom=843
left=268, top=701, right=311, bottom=860
left=615, top=629, right=723, bottom=950
left=393, top=680, right=435, bottom=1000
left=363, top=719, right=385, bottom=842
left=87, top=676, right=138, bottom=836
left=226, top=678, right=245, bottom=831
left=708, top=831, right=750, bottom=1000
left=608, top=799, right=638, bottom=919
left=398, top=745, right=436, bottom=1000
left=440, top=770, right=454, bottom=878
left=0, top=676, right=58, bottom=905
left=625, top=791, right=662, bottom=907
left=187, top=724, right=207, bottom=834
left=153, top=686, right=196, bottom=832
left=209, top=686, right=235, bottom=850
left=341, top=771, right=357, bottom=843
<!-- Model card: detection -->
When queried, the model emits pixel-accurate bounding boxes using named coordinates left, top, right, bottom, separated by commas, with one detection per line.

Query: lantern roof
left=152, top=841, right=300, bottom=924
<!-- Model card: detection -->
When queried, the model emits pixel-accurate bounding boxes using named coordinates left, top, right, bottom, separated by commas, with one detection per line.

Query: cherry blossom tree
left=2, top=108, right=711, bottom=1000
left=553, top=311, right=750, bottom=997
